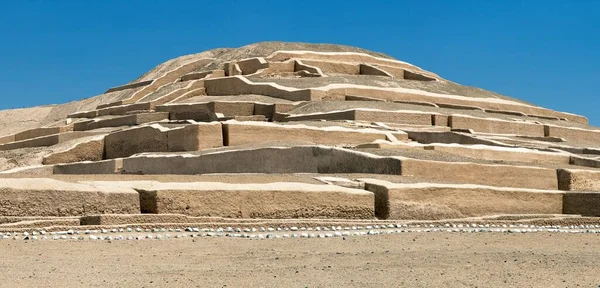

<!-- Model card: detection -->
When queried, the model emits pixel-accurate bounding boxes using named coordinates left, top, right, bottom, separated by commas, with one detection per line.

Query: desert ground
left=1, top=233, right=599, bottom=287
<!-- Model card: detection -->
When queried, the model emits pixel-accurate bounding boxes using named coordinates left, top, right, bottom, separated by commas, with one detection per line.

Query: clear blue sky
left=1, top=0, right=598, bottom=124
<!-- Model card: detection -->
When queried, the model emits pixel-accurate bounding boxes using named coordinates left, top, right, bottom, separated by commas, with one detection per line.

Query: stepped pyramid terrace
left=1, top=41, right=600, bottom=230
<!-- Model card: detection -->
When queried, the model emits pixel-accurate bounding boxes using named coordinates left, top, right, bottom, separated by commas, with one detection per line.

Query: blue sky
left=1, top=0, right=598, bottom=124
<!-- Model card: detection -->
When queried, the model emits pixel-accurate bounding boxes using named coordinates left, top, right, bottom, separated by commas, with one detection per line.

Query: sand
left=0, top=233, right=598, bottom=287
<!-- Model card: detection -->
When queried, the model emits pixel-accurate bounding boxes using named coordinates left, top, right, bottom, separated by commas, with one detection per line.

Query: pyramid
left=1, top=41, right=599, bottom=230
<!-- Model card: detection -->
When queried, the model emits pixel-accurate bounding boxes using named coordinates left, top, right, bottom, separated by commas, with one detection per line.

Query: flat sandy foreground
left=1, top=233, right=599, bottom=287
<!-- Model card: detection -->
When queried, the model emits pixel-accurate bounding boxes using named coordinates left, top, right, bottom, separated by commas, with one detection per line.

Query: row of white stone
left=2, top=223, right=600, bottom=241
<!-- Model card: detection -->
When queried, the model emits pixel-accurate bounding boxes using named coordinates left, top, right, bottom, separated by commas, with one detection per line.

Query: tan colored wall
left=105, top=80, right=153, bottom=93
left=404, top=70, right=437, bottom=81
left=406, top=131, right=511, bottom=146
left=433, top=114, right=449, bottom=126
left=449, top=115, right=545, bottom=136
left=0, top=178, right=139, bottom=216
left=544, top=125, right=600, bottom=146
left=134, top=182, right=373, bottom=219
left=223, top=122, right=407, bottom=146
left=80, top=112, right=169, bottom=131
left=563, top=192, right=600, bottom=216
left=96, top=102, right=153, bottom=117
left=425, top=144, right=571, bottom=164
left=204, top=76, right=320, bottom=101
left=68, top=110, right=98, bottom=119
left=283, top=109, right=433, bottom=126
left=99, top=58, right=213, bottom=108
left=166, top=122, right=223, bottom=151
left=300, top=59, right=359, bottom=75
left=359, top=64, right=393, bottom=77
left=294, top=60, right=325, bottom=76
left=14, top=126, right=73, bottom=142
left=0, top=134, right=15, bottom=145
left=373, top=64, right=405, bottom=79
left=138, top=80, right=205, bottom=105
left=401, top=158, right=558, bottom=190
left=331, top=86, right=587, bottom=124
left=235, top=57, right=269, bottom=75
left=180, top=70, right=225, bottom=81
left=53, top=159, right=123, bottom=174
left=363, top=180, right=563, bottom=220
left=266, top=50, right=441, bottom=80
left=557, top=169, right=600, bottom=191
left=105, top=125, right=169, bottom=159
left=121, top=146, right=403, bottom=175
left=43, top=137, right=105, bottom=165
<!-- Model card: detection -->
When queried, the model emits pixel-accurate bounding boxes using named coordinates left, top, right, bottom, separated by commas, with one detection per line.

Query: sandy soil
left=0, top=233, right=598, bottom=287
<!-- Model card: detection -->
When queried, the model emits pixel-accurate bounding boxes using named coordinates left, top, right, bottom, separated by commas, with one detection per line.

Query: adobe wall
left=425, top=144, right=571, bottom=164
left=14, top=126, right=73, bottom=142
left=362, top=179, right=563, bottom=220
left=282, top=109, right=433, bottom=126
left=557, top=169, right=600, bottom=191
left=234, top=57, right=269, bottom=75
left=223, top=121, right=407, bottom=146
left=403, top=70, right=437, bottom=81
left=300, top=59, right=359, bottom=75
left=99, top=102, right=154, bottom=117
left=82, top=112, right=169, bottom=131
left=563, top=192, right=600, bottom=216
left=0, top=134, right=59, bottom=151
left=294, top=60, right=325, bottom=76
left=166, top=122, right=223, bottom=151
left=448, top=115, right=545, bottom=136
left=406, top=131, right=511, bottom=146
left=265, top=50, right=441, bottom=80
left=54, top=159, right=123, bottom=174
left=42, top=136, right=105, bottom=165
left=133, top=182, right=374, bottom=219
left=400, top=158, right=559, bottom=190
left=544, top=125, right=600, bottom=146
left=138, top=80, right=205, bottom=106
left=326, top=86, right=587, bottom=124
left=121, top=146, right=403, bottom=175
left=105, top=80, right=153, bottom=93
left=359, top=64, right=393, bottom=77
left=203, top=76, right=321, bottom=101
left=0, top=178, right=139, bottom=217
left=101, top=58, right=213, bottom=107
left=0, top=134, right=16, bottom=145
left=180, top=70, right=225, bottom=81
left=157, top=103, right=217, bottom=121
left=105, top=125, right=169, bottom=159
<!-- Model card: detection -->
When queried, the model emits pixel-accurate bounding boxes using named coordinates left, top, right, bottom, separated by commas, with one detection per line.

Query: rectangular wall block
left=363, top=179, right=563, bottom=220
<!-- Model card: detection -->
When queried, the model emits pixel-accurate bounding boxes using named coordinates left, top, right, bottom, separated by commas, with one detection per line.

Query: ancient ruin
left=1, top=41, right=600, bottom=231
